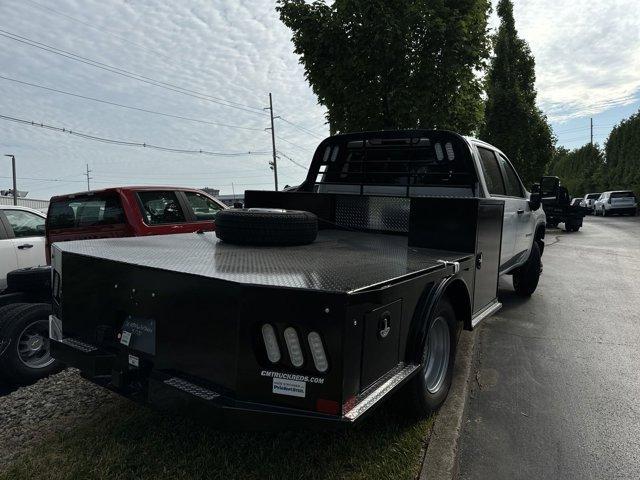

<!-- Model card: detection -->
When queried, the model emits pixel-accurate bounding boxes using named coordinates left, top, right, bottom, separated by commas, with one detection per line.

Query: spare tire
left=215, top=208, right=318, bottom=246
left=5, top=266, right=52, bottom=294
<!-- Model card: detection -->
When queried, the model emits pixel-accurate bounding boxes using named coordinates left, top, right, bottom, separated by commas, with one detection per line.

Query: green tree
left=480, top=0, right=554, bottom=186
left=548, top=143, right=604, bottom=196
left=604, top=110, right=640, bottom=194
left=277, top=0, right=491, bottom=135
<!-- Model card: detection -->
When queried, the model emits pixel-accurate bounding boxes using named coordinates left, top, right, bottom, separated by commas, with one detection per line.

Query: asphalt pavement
left=459, top=214, right=640, bottom=480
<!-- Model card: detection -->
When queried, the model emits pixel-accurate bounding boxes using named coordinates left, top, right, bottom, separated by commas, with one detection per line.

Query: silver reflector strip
left=261, top=324, right=281, bottom=363
left=308, top=331, right=328, bottom=373
left=284, top=327, right=304, bottom=367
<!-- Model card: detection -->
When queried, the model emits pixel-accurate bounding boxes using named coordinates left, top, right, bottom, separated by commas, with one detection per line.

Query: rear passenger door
left=136, top=190, right=190, bottom=234
left=496, top=153, right=532, bottom=259
left=1, top=209, right=47, bottom=269
left=476, top=146, right=516, bottom=268
left=0, top=218, right=18, bottom=289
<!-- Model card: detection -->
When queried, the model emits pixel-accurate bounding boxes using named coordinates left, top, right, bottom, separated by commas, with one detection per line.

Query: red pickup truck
left=0, top=186, right=226, bottom=385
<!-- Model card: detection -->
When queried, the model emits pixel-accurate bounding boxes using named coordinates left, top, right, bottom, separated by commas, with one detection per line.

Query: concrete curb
left=419, top=328, right=478, bottom=480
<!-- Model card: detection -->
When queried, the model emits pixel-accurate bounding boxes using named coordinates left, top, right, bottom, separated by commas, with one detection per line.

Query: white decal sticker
left=120, top=331, right=131, bottom=346
left=128, top=354, right=139, bottom=367
left=261, top=370, right=325, bottom=384
left=273, top=377, right=306, bottom=398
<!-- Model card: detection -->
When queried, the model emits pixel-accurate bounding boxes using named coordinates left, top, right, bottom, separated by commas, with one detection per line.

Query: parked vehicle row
left=0, top=187, right=226, bottom=385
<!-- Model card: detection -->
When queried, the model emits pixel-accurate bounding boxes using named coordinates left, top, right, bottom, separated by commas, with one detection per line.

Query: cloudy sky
left=0, top=0, right=638, bottom=199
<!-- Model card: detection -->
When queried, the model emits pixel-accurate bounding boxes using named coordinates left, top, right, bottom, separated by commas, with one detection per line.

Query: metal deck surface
left=55, top=230, right=469, bottom=293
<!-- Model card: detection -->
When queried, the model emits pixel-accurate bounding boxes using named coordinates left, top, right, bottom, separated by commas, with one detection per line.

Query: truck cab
left=467, top=139, right=546, bottom=272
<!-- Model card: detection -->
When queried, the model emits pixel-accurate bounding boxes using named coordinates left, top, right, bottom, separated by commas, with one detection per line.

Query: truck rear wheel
left=512, top=243, right=542, bottom=297
left=0, top=303, right=61, bottom=385
left=401, top=298, right=458, bottom=417
left=215, top=208, right=318, bottom=246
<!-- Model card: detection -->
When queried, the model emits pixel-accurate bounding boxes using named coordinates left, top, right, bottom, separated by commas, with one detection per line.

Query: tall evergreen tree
left=604, top=110, right=640, bottom=193
left=481, top=0, right=554, bottom=186
left=277, top=0, right=491, bottom=135
left=548, top=144, right=604, bottom=196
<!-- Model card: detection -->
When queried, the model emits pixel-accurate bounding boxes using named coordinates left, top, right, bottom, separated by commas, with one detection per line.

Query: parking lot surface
left=459, top=215, right=640, bottom=479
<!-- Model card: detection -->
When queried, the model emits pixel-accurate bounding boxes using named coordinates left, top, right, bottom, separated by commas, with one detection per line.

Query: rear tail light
left=283, top=327, right=304, bottom=367
left=261, top=324, right=281, bottom=363
left=307, top=331, right=329, bottom=373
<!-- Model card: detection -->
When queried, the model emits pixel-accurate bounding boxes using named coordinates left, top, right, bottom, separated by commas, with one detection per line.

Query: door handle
left=17, top=244, right=33, bottom=249
left=517, top=209, right=525, bottom=215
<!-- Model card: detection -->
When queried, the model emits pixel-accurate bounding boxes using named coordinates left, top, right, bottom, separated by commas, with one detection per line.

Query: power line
left=275, top=134, right=314, bottom=152
left=0, top=29, right=268, bottom=116
left=276, top=150, right=308, bottom=170
left=277, top=116, right=325, bottom=139
left=21, top=0, right=173, bottom=61
left=0, top=75, right=264, bottom=132
left=0, top=113, right=271, bottom=157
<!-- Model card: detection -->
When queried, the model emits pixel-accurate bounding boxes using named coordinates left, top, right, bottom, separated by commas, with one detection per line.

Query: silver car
left=594, top=191, right=638, bottom=216
left=583, top=193, right=601, bottom=213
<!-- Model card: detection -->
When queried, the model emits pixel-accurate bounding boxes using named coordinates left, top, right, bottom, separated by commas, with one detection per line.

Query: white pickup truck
left=50, top=129, right=546, bottom=428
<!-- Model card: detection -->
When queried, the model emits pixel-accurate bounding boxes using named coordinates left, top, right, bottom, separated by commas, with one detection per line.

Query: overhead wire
left=0, top=29, right=268, bottom=116
left=276, top=150, right=309, bottom=170
left=0, top=75, right=265, bottom=132
left=0, top=113, right=271, bottom=157
left=21, top=0, right=173, bottom=61
left=277, top=116, right=325, bottom=139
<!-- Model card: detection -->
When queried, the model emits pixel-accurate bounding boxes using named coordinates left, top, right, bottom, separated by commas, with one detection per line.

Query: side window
left=137, top=191, right=186, bottom=225
left=4, top=210, right=45, bottom=238
left=477, top=147, right=506, bottom=195
left=184, top=192, right=222, bottom=221
left=498, top=154, right=524, bottom=197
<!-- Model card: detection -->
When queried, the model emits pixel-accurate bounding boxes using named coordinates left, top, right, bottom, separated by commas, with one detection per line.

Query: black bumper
left=50, top=337, right=348, bottom=429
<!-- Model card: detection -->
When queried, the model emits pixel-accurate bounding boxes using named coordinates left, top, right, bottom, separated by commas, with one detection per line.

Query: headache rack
left=300, top=130, right=478, bottom=197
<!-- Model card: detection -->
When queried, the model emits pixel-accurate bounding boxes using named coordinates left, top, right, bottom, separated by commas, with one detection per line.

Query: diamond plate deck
left=54, top=230, right=469, bottom=293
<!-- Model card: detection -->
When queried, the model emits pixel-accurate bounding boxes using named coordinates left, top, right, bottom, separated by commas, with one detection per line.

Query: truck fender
left=406, top=276, right=472, bottom=363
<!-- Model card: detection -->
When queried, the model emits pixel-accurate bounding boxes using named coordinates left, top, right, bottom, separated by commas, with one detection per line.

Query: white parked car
left=0, top=205, right=46, bottom=289
left=594, top=191, right=638, bottom=216
left=582, top=193, right=601, bottom=213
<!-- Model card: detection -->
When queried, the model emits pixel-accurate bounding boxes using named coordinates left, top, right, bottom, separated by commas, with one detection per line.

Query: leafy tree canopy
left=277, top=0, right=491, bottom=135
left=481, top=0, right=554, bottom=186
left=548, top=144, right=604, bottom=196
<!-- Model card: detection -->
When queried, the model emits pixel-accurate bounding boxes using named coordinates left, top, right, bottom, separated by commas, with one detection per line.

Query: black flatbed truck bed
left=50, top=195, right=502, bottom=426
left=52, top=230, right=469, bottom=293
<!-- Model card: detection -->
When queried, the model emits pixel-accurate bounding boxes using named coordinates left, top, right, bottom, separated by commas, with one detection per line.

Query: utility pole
left=85, top=163, right=92, bottom=191
left=590, top=118, right=593, bottom=146
left=265, top=93, right=279, bottom=191
left=4, top=154, right=17, bottom=205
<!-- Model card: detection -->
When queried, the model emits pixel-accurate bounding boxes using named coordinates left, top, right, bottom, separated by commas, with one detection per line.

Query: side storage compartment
left=408, top=197, right=504, bottom=316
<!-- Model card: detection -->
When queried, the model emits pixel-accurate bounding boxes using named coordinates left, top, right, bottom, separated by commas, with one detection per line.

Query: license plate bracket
left=120, top=316, right=156, bottom=355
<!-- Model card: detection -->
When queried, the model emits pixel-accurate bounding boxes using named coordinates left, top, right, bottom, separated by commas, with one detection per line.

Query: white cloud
left=504, top=0, right=640, bottom=122
left=0, top=0, right=327, bottom=197
left=0, top=0, right=637, bottom=198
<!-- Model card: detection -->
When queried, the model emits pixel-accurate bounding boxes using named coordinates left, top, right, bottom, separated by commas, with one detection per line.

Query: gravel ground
left=0, top=369, right=123, bottom=470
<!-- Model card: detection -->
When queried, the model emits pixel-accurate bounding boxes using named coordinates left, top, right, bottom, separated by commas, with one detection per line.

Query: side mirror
left=529, top=191, right=542, bottom=211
